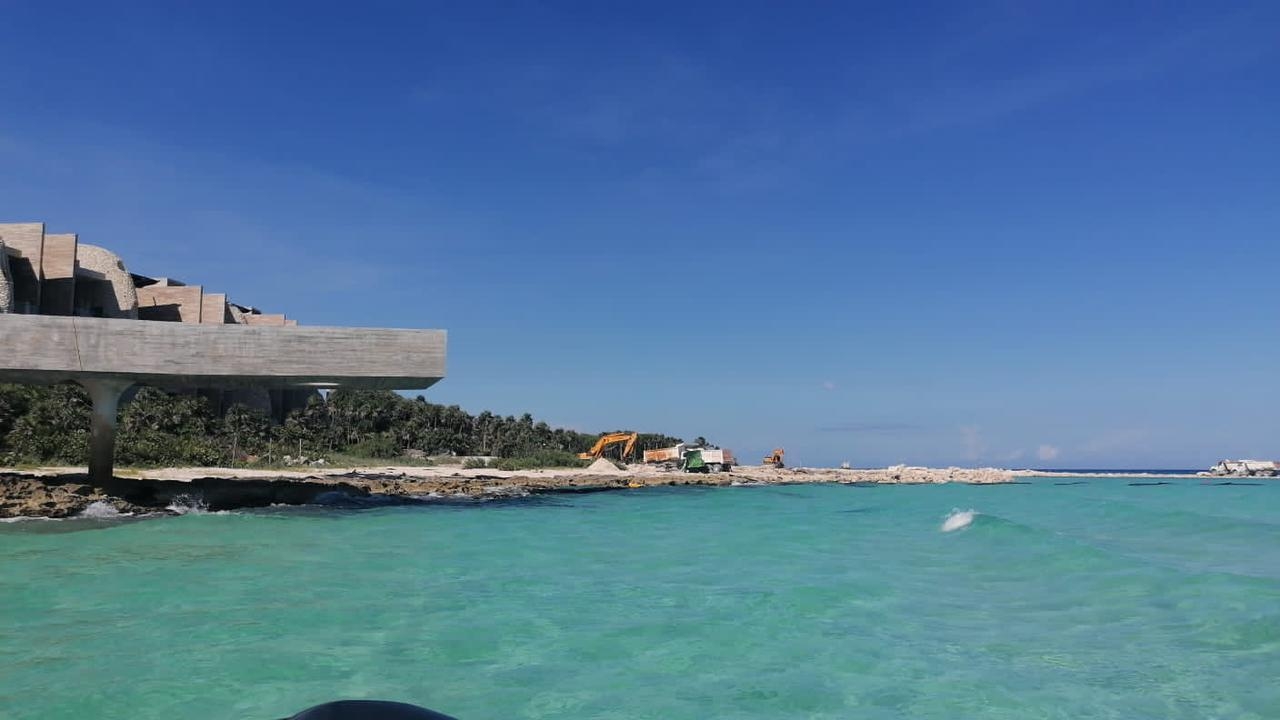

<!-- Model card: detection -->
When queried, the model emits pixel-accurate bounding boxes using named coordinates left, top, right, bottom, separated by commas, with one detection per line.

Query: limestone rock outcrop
left=73, top=244, right=139, bottom=319
left=1201, top=460, right=1278, bottom=477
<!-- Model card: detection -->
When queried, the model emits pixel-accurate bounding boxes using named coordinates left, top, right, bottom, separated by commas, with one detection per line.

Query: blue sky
left=2, top=1, right=1277, bottom=468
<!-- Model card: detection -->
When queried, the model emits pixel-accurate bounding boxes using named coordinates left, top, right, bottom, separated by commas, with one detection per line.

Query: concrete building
left=1, top=221, right=446, bottom=482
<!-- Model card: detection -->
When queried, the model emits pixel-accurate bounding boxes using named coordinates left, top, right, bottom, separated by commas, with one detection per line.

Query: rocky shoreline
left=0, top=464, right=1015, bottom=519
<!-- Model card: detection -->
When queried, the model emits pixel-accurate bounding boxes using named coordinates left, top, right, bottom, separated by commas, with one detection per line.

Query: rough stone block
left=39, top=233, right=77, bottom=315
left=0, top=223, right=44, bottom=312
left=73, top=244, right=139, bottom=319
left=201, top=293, right=229, bottom=324
left=244, top=313, right=287, bottom=326
left=137, top=285, right=204, bottom=323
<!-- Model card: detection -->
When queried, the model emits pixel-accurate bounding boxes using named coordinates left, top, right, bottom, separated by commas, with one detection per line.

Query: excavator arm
left=762, top=448, right=785, bottom=467
left=578, top=432, right=639, bottom=461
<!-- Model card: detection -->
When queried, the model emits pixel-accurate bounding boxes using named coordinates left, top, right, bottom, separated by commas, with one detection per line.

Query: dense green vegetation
left=0, top=384, right=682, bottom=469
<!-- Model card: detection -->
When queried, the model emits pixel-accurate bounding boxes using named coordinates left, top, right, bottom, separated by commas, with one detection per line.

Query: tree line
left=0, top=384, right=683, bottom=468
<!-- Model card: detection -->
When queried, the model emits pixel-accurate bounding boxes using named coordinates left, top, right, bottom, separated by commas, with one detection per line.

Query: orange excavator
left=578, top=432, right=639, bottom=462
left=762, top=448, right=785, bottom=468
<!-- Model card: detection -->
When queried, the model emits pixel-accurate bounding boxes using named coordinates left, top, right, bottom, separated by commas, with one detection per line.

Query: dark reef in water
left=0, top=464, right=1020, bottom=520
left=0, top=470, right=694, bottom=519
left=0, top=472, right=374, bottom=518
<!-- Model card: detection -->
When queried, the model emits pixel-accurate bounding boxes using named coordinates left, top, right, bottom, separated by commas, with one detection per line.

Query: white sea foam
left=166, top=494, right=209, bottom=515
left=941, top=508, right=977, bottom=532
left=78, top=501, right=128, bottom=519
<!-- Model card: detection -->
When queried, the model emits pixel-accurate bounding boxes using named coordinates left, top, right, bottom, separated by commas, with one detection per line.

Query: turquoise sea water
left=2, top=478, right=1279, bottom=719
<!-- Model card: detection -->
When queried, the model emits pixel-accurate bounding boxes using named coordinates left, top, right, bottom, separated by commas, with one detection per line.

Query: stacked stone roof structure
left=0, top=221, right=296, bottom=326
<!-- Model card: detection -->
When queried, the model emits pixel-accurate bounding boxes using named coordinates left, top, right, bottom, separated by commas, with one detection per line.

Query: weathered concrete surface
left=80, top=379, right=135, bottom=486
left=1, top=219, right=449, bottom=486
left=244, top=313, right=288, bottom=326
left=137, top=284, right=204, bottom=322
left=1, top=314, right=445, bottom=483
left=39, top=232, right=77, bottom=316
left=0, top=314, right=446, bottom=389
left=0, top=222, right=44, bottom=312
left=201, top=292, right=228, bottom=324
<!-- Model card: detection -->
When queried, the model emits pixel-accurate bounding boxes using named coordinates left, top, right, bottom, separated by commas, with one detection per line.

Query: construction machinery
left=762, top=448, right=785, bottom=468
left=642, top=444, right=684, bottom=465
left=578, top=432, right=638, bottom=462
left=643, top=443, right=735, bottom=472
left=683, top=446, right=735, bottom=473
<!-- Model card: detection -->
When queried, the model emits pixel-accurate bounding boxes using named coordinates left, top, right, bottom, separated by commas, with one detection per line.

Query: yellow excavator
left=578, top=432, right=639, bottom=462
left=762, top=448, right=785, bottom=468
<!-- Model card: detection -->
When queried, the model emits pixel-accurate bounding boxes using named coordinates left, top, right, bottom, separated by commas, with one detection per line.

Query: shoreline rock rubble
left=1, top=463, right=1018, bottom=519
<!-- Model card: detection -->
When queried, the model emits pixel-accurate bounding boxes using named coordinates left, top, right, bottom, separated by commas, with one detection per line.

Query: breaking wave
left=941, top=508, right=977, bottom=532
left=166, top=494, right=210, bottom=515
left=78, top=501, right=130, bottom=519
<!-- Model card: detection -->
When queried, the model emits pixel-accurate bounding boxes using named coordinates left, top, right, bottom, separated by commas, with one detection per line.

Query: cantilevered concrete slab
left=0, top=314, right=445, bottom=388
left=1, top=314, right=446, bottom=481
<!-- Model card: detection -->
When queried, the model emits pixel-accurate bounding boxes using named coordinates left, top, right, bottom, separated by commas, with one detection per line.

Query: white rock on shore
left=1200, top=459, right=1278, bottom=478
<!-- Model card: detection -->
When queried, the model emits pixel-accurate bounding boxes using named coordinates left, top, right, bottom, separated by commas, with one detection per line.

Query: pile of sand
left=587, top=458, right=625, bottom=474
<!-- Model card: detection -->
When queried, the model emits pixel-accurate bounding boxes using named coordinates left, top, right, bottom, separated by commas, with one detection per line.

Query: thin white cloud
left=1037, top=444, right=1060, bottom=461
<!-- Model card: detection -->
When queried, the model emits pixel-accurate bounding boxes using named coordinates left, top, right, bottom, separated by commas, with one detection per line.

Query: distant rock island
left=1199, top=460, right=1278, bottom=478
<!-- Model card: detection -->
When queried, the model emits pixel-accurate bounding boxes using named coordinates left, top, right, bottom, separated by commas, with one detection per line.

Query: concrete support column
left=79, top=379, right=133, bottom=484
